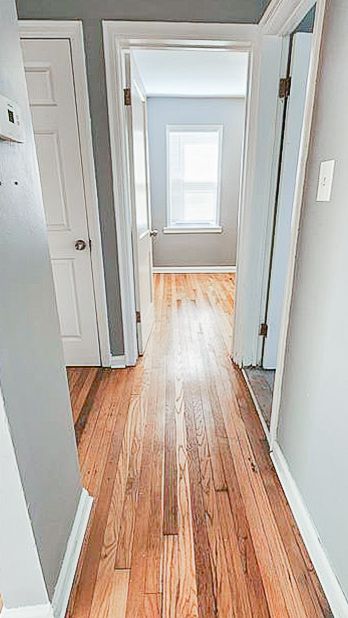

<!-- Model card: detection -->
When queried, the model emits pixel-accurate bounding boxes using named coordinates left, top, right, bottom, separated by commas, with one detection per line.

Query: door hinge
left=136, top=310, right=141, bottom=323
left=279, top=77, right=291, bottom=99
left=123, top=87, right=131, bottom=106
left=259, top=322, right=268, bottom=337
left=88, top=238, right=92, bottom=250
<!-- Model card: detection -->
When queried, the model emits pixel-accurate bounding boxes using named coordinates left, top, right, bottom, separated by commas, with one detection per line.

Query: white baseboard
left=271, top=442, right=348, bottom=618
left=110, top=354, right=126, bottom=368
left=153, top=266, right=236, bottom=273
left=1, top=605, right=54, bottom=617
left=51, top=488, right=93, bottom=618
left=1, top=490, right=92, bottom=618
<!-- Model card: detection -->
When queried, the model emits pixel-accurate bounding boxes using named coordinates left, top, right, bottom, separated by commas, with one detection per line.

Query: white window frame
left=164, top=124, right=223, bottom=234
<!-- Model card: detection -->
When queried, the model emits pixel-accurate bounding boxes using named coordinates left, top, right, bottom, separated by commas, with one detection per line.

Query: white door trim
left=19, top=20, right=111, bottom=367
left=262, top=32, right=313, bottom=370
left=102, top=20, right=260, bottom=366
left=254, top=35, right=290, bottom=366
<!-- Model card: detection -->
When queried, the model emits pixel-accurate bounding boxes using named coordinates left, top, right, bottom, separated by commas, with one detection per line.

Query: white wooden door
left=263, top=33, right=312, bottom=369
left=21, top=39, right=100, bottom=366
left=129, top=57, right=154, bottom=354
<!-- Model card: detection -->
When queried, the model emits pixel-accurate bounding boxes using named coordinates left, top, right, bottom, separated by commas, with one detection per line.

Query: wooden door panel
left=52, top=259, right=81, bottom=338
left=34, top=131, right=69, bottom=230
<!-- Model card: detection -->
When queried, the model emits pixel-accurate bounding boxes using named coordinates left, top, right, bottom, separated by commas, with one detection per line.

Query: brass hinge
left=136, top=310, right=141, bottom=323
left=259, top=323, right=268, bottom=337
left=279, top=77, right=291, bottom=99
left=123, top=87, right=131, bottom=106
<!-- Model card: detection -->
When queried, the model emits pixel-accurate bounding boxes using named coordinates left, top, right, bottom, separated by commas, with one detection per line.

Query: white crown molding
left=103, top=20, right=259, bottom=43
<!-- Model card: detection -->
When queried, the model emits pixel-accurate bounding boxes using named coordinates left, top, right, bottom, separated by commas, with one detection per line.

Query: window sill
left=163, top=226, right=223, bottom=235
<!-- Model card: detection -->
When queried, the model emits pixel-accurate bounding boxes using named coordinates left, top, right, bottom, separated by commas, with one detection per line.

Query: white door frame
left=103, top=20, right=260, bottom=366
left=234, top=0, right=326, bottom=442
left=253, top=34, right=290, bottom=367
left=256, top=0, right=326, bottom=448
left=19, top=20, right=111, bottom=367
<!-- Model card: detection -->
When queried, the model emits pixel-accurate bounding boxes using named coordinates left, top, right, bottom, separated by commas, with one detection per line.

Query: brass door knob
left=75, top=239, right=87, bottom=251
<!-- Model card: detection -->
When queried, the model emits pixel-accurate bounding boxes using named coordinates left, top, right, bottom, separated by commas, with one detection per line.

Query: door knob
left=150, top=229, right=158, bottom=238
left=75, top=239, right=87, bottom=251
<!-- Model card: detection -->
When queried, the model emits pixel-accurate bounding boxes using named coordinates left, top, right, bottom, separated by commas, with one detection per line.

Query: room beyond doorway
left=125, top=45, right=248, bottom=357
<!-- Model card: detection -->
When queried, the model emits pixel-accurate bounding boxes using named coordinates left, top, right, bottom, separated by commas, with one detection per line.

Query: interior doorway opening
left=103, top=21, right=258, bottom=368
left=19, top=22, right=111, bottom=368
left=244, top=5, right=316, bottom=434
left=124, top=46, right=249, bottom=357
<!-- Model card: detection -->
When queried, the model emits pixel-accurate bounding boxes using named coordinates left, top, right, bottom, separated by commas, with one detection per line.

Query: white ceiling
left=132, top=49, right=248, bottom=98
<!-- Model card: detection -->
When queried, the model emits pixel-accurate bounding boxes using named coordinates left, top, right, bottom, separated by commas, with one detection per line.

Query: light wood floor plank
left=165, top=275, right=199, bottom=617
left=109, top=570, right=130, bottom=618
left=180, top=276, right=236, bottom=616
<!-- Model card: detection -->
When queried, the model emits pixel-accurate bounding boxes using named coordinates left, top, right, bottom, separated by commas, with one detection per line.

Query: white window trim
left=163, top=226, right=222, bottom=234
left=166, top=124, right=223, bottom=230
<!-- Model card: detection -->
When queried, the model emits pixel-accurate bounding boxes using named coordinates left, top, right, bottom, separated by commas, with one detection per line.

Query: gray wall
left=278, top=0, right=348, bottom=598
left=295, top=6, right=316, bottom=33
left=16, top=0, right=270, bottom=24
left=147, top=97, right=245, bottom=267
left=16, top=0, right=270, bottom=354
left=0, top=0, right=82, bottom=602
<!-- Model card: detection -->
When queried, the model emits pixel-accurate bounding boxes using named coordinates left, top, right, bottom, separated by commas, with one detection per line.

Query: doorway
left=128, top=48, right=248, bottom=356
left=103, top=22, right=254, bottom=364
left=19, top=23, right=110, bottom=367
left=244, top=6, right=316, bottom=434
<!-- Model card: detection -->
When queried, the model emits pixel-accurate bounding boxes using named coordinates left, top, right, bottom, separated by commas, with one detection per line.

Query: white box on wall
left=0, top=94, right=24, bottom=142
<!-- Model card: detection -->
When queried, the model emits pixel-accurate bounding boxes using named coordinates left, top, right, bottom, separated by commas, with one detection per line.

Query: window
left=166, top=125, right=223, bottom=232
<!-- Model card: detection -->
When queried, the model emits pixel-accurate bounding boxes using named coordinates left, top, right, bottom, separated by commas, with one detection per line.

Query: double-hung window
left=166, top=125, right=223, bottom=232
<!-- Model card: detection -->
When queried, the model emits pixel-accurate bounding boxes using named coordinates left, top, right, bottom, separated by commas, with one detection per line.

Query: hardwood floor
left=66, top=274, right=331, bottom=618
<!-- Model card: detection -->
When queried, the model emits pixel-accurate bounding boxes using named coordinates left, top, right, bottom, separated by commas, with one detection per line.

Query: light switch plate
left=316, top=159, right=335, bottom=202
